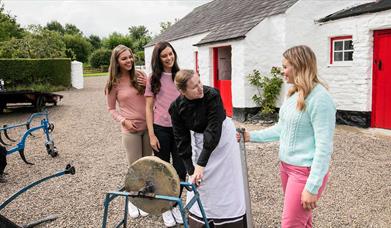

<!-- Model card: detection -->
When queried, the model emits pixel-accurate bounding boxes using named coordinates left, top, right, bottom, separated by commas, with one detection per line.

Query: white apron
left=187, top=118, right=246, bottom=219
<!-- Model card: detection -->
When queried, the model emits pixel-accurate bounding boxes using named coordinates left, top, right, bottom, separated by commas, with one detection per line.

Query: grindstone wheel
left=124, top=156, right=180, bottom=214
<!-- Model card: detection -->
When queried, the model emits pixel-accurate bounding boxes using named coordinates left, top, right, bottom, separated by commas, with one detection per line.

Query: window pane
left=344, top=40, right=353, bottom=50
left=334, top=41, right=343, bottom=51
left=334, top=52, right=343, bottom=61
left=344, top=51, right=353, bottom=61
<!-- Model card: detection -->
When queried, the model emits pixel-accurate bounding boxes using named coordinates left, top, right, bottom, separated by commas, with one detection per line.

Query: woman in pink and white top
left=145, top=41, right=186, bottom=227
left=105, top=44, right=152, bottom=219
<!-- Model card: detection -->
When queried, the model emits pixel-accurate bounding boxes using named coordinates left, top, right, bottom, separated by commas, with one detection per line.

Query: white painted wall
left=144, top=0, right=391, bottom=114
left=144, top=33, right=208, bottom=76
left=238, top=14, right=287, bottom=108
left=316, top=9, right=391, bottom=111
left=285, top=0, right=378, bottom=112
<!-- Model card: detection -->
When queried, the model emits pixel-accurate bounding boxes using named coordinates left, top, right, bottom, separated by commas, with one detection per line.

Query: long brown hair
left=283, top=45, right=326, bottom=111
left=105, top=44, right=145, bottom=95
left=150, top=41, right=180, bottom=95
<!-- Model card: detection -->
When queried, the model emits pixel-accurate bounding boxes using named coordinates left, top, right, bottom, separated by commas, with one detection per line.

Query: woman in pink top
left=105, top=44, right=152, bottom=219
left=145, top=42, right=186, bottom=227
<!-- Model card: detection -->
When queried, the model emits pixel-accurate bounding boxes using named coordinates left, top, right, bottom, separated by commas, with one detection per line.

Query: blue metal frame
left=102, top=182, right=210, bottom=228
left=0, top=164, right=75, bottom=211
left=1, top=111, right=55, bottom=162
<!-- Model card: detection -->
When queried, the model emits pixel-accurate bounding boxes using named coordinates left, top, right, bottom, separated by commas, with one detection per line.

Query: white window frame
left=330, top=36, right=353, bottom=66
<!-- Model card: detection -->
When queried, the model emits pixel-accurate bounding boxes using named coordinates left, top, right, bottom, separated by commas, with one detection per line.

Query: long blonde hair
left=105, top=44, right=144, bottom=95
left=284, top=45, right=326, bottom=111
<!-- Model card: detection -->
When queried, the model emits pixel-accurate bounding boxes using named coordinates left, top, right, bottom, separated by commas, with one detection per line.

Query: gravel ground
left=0, top=76, right=390, bottom=227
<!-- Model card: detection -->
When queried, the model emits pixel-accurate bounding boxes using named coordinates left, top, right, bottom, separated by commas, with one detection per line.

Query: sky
left=2, top=0, right=212, bottom=38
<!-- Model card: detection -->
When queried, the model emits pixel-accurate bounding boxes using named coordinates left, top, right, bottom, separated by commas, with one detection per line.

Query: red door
left=213, top=47, right=232, bottom=117
left=372, top=29, right=391, bottom=129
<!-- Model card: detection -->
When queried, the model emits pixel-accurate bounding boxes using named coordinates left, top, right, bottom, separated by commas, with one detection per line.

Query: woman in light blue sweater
left=239, top=45, right=336, bottom=227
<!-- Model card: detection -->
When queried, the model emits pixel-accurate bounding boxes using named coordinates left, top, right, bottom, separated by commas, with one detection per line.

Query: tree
left=64, top=23, right=83, bottom=36
left=159, top=18, right=179, bottom=34
left=45, top=20, right=65, bottom=34
left=89, top=48, right=111, bottom=68
left=0, top=2, right=25, bottom=42
left=0, top=26, right=66, bottom=58
left=128, top=25, right=150, bottom=40
left=63, top=34, right=92, bottom=62
left=102, top=32, right=133, bottom=50
left=128, top=25, right=152, bottom=65
left=88, top=34, right=101, bottom=50
left=128, top=25, right=151, bottom=50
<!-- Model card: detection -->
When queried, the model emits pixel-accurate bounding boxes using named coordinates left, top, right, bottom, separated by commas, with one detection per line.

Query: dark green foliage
left=128, top=26, right=151, bottom=65
left=0, top=58, right=71, bottom=90
left=135, top=50, right=145, bottom=65
left=0, top=2, right=25, bottom=42
left=0, top=27, right=67, bottom=58
left=64, top=23, right=83, bottom=36
left=102, top=32, right=133, bottom=50
left=89, top=48, right=111, bottom=68
left=45, top=20, right=65, bottom=34
left=248, top=67, right=283, bottom=115
left=63, top=34, right=92, bottom=62
left=128, top=25, right=149, bottom=40
left=88, top=35, right=101, bottom=49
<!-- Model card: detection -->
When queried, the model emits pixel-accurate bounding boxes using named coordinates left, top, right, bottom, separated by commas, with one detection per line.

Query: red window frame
left=330, top=36, right=353, bottom=64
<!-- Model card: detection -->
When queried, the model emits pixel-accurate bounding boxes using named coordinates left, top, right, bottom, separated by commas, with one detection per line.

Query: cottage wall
left=238, top=14, right=287, bottom=108
left=285, top=0, right=381, bottom=112
left=144, top=33, right=208, bottom=76
left=144, top=0, right=391, bottom=126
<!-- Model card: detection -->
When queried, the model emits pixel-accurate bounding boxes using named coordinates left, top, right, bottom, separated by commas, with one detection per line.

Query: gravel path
left=0, top=76, right=390, bottom=227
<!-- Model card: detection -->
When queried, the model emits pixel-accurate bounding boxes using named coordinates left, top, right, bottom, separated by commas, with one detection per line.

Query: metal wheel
left=124, top=156, right=180, bottom=214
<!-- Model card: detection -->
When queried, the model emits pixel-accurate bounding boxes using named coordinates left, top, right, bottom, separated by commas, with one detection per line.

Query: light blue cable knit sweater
left=250, top=84, right=336, bottom=194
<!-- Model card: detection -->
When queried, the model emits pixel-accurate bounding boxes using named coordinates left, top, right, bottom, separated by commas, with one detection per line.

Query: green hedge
left=0, top=58, right=71, bottom=89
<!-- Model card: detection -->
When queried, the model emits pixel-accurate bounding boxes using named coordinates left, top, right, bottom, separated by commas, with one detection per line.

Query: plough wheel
left=124, top=156, right=180, bottom=214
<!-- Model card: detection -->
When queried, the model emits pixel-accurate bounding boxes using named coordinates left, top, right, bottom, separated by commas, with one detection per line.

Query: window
left=330, top=36, right=353, bottom=64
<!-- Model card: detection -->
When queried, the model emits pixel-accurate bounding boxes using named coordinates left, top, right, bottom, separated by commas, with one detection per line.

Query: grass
left=10, top=83, right=67, bottom=92
left=83, top=72, right=108, bottom=77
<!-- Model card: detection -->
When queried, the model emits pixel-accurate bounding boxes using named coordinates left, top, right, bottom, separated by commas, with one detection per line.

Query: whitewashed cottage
left=144, top=0, right=391, bottom=129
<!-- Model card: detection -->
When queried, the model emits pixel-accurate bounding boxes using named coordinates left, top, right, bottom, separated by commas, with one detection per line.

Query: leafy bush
left=63, top=34, right=92, bottom=62
left=135, top=50, right=145, bottom=65
left=248, top=67, right=283, bottom=115
left=89, top=48, right=111, bottom=69
left=0, top=58, right=71, bottom=90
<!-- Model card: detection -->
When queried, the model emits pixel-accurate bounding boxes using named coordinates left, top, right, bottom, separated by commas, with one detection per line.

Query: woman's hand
left=122, top=119, right=137, bottom=133
left=190, top=165, right=204, bottom=187
left=149, top=134, right=160, bottom=152
left=301, top=189, right=318, bottom=210
left=236, top=131, right=250, bottom=142
left=136, top=70, right=147, bottom=86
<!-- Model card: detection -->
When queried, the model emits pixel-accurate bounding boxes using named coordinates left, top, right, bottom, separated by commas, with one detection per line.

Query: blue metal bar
left=0, top=165, right=75, bottom=211
left=6, top=125, right=45, bottom=155
left=0, top=111, right=48, bottom=132
left=101, top=182, right=210, bottom=228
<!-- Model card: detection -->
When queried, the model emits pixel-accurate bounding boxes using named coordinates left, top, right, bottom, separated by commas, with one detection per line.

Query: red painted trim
left=371, top=32, right=378, bottom=127
left=330, top=36, right=352, bottom=64
left=371, top=30, right=391, bottom=127
left=374, top=28, right=391, bottom=35
left=195, top=51, right=199, bottom=73
left=213, top=48, right=218, bottom=88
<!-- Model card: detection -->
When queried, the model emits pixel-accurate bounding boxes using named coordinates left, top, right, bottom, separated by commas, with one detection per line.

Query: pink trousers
left=280, top=162, right=329, bottom=228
